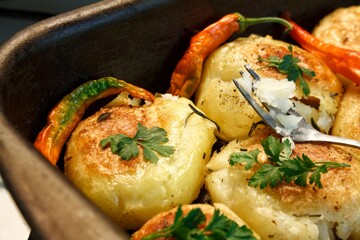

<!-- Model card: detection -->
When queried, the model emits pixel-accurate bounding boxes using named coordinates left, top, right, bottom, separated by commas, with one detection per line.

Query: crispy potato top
left=313, top=6, right=360, bottom=52
left=64, top=96, right=217, bottom=229
left=195, top=35, right=343, bottom=141
left=206, top=128, right=360, bottom=239
left=332, top=84, right=360, bottom=159
left=132, top=203, right=260, bottom=240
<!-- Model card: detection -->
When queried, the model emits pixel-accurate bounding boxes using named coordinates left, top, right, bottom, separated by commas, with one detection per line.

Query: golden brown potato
left=64, top=95, right=216, bottom=230
left=205, top=128, right=360, bottom=239
left=313, top=5, right=360, bottom=86
left=131, top=203, right=260, bottom=240
left=313, top=6, right=360, bottom=52
left=332, top=84, right=360, bottom=159
left=195, top=35, right=343, bottom=141
left=313, top=5, right=360, bottom=158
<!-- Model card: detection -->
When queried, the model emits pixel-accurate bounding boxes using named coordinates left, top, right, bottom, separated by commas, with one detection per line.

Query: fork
left=233, top=65, right=360, bottom=149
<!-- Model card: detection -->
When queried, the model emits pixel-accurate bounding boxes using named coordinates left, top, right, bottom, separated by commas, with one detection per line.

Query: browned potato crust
left=313, top=5, right=360, bottom=86
left=131, top=203, right=259, bottom=239
left=332, top=84, right=360, bottom=159
left=314, top=5, right=360, bottom=158
left=195, top=35, right=343, bottom=141
left=313, top=6, right=360, bottom=52
left=206, top=128, right=360, bottom=239
left=64, top=96, right=216, bottom=229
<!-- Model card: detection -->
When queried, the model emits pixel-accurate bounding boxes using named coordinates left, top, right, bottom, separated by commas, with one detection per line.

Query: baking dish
left=0, top=0, right=357, bottom=239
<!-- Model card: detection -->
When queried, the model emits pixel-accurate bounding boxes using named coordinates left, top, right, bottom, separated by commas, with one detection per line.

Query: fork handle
left=319, top=134, right=360, bottom=149
left=295, top=131, right=360, bottom=149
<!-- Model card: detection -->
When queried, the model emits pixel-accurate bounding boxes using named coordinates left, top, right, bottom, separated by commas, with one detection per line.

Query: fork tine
left=232, top=79, right=288, bottom=135
left=236, top=65, right=360, bottom=149
left=244, top=64, right=261, bottom=80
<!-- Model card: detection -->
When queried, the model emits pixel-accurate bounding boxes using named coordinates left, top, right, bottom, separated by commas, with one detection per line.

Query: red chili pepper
left=34, top=77, right=155, bottom=165
left=167, top=13, right=292, bottom=98
left=286, top=18, right=360, bottom=85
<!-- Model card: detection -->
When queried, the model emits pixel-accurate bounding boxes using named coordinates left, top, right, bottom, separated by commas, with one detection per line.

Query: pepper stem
left=235, top=13, right=292, bottom=33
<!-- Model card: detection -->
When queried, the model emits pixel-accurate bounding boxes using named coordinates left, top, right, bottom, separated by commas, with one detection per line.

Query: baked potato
left=131, top=203, right=260, bottom=239
left=313, top=5, right=360, bottom=160
left=194, top=35, right=343, bottom=141
left=331, top=71, right=360, bottom=160
left=312, top=6, right=360, bottom=53
left=64, top=95, right=216, bottom=229
left=205, top=128, right=360, bottom=239
left=33, top=8, right=359, bottom=237
left=312, top=5, right=360, bottom=87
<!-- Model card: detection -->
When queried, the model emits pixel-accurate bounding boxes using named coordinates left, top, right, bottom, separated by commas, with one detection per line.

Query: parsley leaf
left=258, top=45, right=315, bottom=96
left=261, top=136, right=291, bottom=163
left=229, top=149, right=260, bottom=170
left=249, top=163, right=283, bottom=189
left=142, top=205, right=256, bottom=240
left=100, top=123, right=174, bottom=163
left=229, top=135, right=350, bottom=189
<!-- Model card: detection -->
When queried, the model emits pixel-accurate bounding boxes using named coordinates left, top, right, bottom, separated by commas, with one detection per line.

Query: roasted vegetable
left=64, top=96, right=216, bottom=229
left=312, top=6, right=360, bottom=53
left=206, top=127, right=360, bottom=239
left=34, top=77, right=155, bottom=165
left=332, top=84, right=360, bottom=159
left=167, top=13, right=292, bottom=98
left=285, top=17, right=360, bottom=86
left=194, top=35, right=343, bottom=141
left=132, top=203, right=259, bottom=240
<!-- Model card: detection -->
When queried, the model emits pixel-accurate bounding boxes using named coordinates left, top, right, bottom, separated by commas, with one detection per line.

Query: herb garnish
left=187, top=104, right=221, bottom=131
left=229, top=135, right=350, bottom=189
left=100, top=123, right=174, bottom=163
left=142, top=205, right=256, bottom=240
left=258, top=45, right=315, bottom=96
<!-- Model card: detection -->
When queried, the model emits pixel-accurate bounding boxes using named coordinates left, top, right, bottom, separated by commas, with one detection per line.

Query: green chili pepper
left=34, top=77, right=155, bottom=165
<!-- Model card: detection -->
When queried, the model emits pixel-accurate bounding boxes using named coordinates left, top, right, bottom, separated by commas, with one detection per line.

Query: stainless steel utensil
left=0, top=0, right=358, bottom=238
left=233, top=65, right=360, bottom=149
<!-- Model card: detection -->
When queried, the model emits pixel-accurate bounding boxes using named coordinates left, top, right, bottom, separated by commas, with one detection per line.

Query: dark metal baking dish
left=0, top=0, right=357, bottom=239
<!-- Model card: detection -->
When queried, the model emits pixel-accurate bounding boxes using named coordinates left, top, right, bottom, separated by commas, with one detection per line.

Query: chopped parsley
left=229, top=135, right=350, bottom=189
left=258, top=45, right=315, bottom=96
left=100, top=123, right=174, bottom=163
left=142, top=205, right=256, bottom=240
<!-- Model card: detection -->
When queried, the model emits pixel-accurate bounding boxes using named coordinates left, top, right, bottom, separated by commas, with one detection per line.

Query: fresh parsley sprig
left=229, top=135, right=350, bottom=189
left=258, top=45, right=315, bottom=96
left=100, top=123, right=174, bottom=163
left=142, top=205, right=256, bottom=240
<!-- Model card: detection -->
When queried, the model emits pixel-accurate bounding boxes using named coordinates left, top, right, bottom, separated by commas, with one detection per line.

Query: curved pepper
left=34, top=77, right=155, bottom=165
left=167, top=13, right=292, bottom=98
left=285, top=18, right=360, bottom=85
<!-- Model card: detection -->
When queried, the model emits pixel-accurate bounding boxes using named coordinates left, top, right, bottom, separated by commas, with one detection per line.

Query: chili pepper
left=167, top=13, right=292, bottom=98
left=286, top=18, right=360, bottom=85
left=34, top=77, right=155, bottom=165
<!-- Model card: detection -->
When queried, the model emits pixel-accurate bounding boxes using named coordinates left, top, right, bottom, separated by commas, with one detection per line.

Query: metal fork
left=233, top=65, right=360, bottom=149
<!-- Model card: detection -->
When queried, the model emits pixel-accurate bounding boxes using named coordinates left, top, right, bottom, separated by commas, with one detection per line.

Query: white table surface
left=0, top=176, right=30, bottom=240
